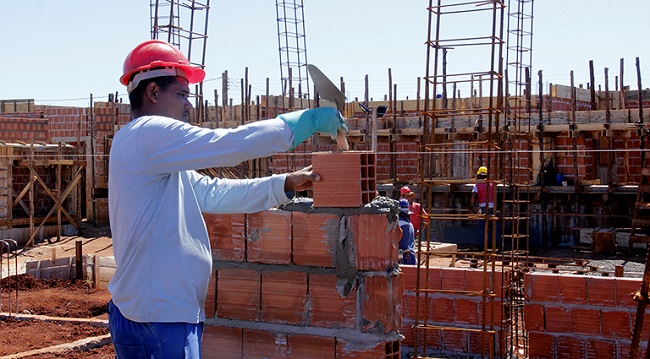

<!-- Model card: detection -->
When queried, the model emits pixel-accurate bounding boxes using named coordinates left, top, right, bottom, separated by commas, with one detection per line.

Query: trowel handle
left=336, top=129, right=349, bottom=151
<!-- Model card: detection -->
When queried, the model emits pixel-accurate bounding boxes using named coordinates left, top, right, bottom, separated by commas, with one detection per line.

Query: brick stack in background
left=203, top=207, right=403, bottom=359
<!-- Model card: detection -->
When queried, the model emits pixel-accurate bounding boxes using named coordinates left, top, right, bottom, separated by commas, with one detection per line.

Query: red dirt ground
left=0, top=274, right=115, bottom=357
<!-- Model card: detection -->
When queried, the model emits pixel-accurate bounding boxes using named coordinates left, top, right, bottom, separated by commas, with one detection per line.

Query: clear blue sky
left=1, top=1, right=648, bottom=108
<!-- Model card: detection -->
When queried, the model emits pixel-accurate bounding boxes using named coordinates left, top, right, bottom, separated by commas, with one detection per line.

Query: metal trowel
left=307, top=64, right=349, bottom=151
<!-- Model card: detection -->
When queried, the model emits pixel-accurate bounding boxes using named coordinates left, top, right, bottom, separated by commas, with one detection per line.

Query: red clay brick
left=572, top=307, right=602, bottom=336
left=242, top=329, right=288, bottom=358
left=585, top=339, right=617, bottom=359
left=202, top=326, right=242, bottom=359
left=530, top=273, right=560, bottom=302
left=441, top=267, right=466, bottom=291
left=261, top=271, right=308, bottom=325
left=443, top=330, right=468, bottom=353
left=587, top=276, right=616, bottom=306
left=465, top=268, right=490, bottom=293
left=362, top=274, right=400, bottom=333
left=524, top=303, right=545, bottom=332
left=455, top=298, right=480, bottom=325
left=558, top=275, right=587, bottom=304
left=557, top=335, right=586, bottom=359
left=308, top=273, right=357, bottom=329
left=601, top=309, right=631, bottom=339
left=216, top=268, right=260, bottom=321
left=528, top=331, right=555, bottom=359
left=292, top=211, right=339, bottom=267
left=400, top=265, right=418, bottom=292
left=348, top=214, right=399, bottom=271
left=545, top=305, right=572, bottom=333
left=205, top=270, right=216, bottom=318
left=312, top=151, right=367, bottom=208
left=468, top=331, right=497, bottom=357
left=616, top=278, right=641, bottom=307
left=287, top=334, right=335, bottom=359
left=204, top=213, right=246, bottom=262
left=336, top=339, right=387, bottom=358
left=430, top=297, right=455, bottom=324
left=247, top=210, right=292, bottom=264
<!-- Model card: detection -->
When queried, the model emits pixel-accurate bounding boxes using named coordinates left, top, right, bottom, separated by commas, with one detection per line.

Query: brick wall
left=525, top=273, right=643, bottom=359
left=399, top=267, right=643, bottom=359
left=203, top=207, right=403, bottom=358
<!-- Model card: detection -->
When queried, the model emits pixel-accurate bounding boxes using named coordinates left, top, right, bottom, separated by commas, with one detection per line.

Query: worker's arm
left=470, top=192, right=477, bottom=212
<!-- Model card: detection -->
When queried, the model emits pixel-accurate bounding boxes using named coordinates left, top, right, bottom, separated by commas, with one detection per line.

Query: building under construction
left=1, top=0, right=650, bottom=358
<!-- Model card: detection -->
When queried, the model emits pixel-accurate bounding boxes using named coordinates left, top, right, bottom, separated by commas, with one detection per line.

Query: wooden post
left=75, top=240, right=83, bottom=280
left=620, top=58, right=626, bottom=110
left=636, top=57, right=644, bottom=123
left=589, top=60, right=596, bottom=110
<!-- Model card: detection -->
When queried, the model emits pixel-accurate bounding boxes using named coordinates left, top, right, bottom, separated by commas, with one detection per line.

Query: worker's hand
left=279, top=108, right=348, bottom=150
left=284, top=165, right=321, bottom=192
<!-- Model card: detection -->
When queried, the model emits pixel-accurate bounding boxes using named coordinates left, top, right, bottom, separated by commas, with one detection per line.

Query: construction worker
left=400, top=186, right=428, bottom=238
left=107, top=39, right=348, bottom=358
left=398, top=198, right=416, bottom=265
left=470, top=166, right=497, bottom=243
left=470, top=166, right=495, bottom=214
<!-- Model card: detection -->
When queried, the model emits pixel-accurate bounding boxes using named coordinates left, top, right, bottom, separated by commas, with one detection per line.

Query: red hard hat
left=400, top=186, right=413, bottom=196
left=120, top=40, right=206, bottom=93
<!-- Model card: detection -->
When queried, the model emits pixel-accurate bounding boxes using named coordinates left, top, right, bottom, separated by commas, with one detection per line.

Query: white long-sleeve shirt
left=108, top=115, right=293, bottom=324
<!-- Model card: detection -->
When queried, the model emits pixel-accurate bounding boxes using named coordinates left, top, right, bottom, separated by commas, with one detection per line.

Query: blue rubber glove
left=278, top=107, right=348, bottom=150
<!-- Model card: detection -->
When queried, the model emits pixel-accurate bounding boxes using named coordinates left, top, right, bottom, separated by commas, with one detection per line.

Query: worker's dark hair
left=128, top=76, right=178, bottom=110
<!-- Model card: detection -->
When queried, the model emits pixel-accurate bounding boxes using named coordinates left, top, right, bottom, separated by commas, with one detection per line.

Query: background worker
left=398, top=198, right=416, bottom=264
left=107, top=39, right=348, bottom=358
left=400, top=186, right=429, bottom=239
left=470, top=166, right=497, bottom=243
left=470, top=166, right=495, bottom=214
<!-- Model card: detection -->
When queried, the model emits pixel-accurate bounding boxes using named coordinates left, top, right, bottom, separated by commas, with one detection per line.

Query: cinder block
left=202, top=326, right=242, bottom=359
left=287, top=334, right=335, bottom=359
left=572, top=307, right=601, bottom=336
left=242, top=329, right=288, bottom=358
left=204, top=213, right=245, bottom=262
left=348, top=214, right=400, bottom=271
left=261, top=271, right=308, bottom=325
left=216, top=268, right=260, bottom=321
left=247, top=210, right=292, bottom=264
left=292, top=212, right=339, bottom=267
left=308, top=274, right=357, bottom=329
left=312, top=151, right=376, bottom=208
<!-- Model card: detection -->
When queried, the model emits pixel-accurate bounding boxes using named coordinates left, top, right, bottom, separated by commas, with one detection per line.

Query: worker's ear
left=144, top=82, right=160, bottom=104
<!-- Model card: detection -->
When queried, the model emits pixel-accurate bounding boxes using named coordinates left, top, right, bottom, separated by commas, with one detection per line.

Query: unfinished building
left=1, top=0, right=650, bottom=358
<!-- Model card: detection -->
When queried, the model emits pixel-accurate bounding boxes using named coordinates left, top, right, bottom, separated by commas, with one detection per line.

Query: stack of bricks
left=201, top=151, right=403, bottom=358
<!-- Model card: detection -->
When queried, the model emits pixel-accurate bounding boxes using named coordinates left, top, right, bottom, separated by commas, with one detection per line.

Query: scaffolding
left=150, top=0, right=210, bottom=122
left=415, top=1, right=505, bottom=358
left=275, top=0, right=310, bottom=108
left=500, top=0, right=535, bottom=357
